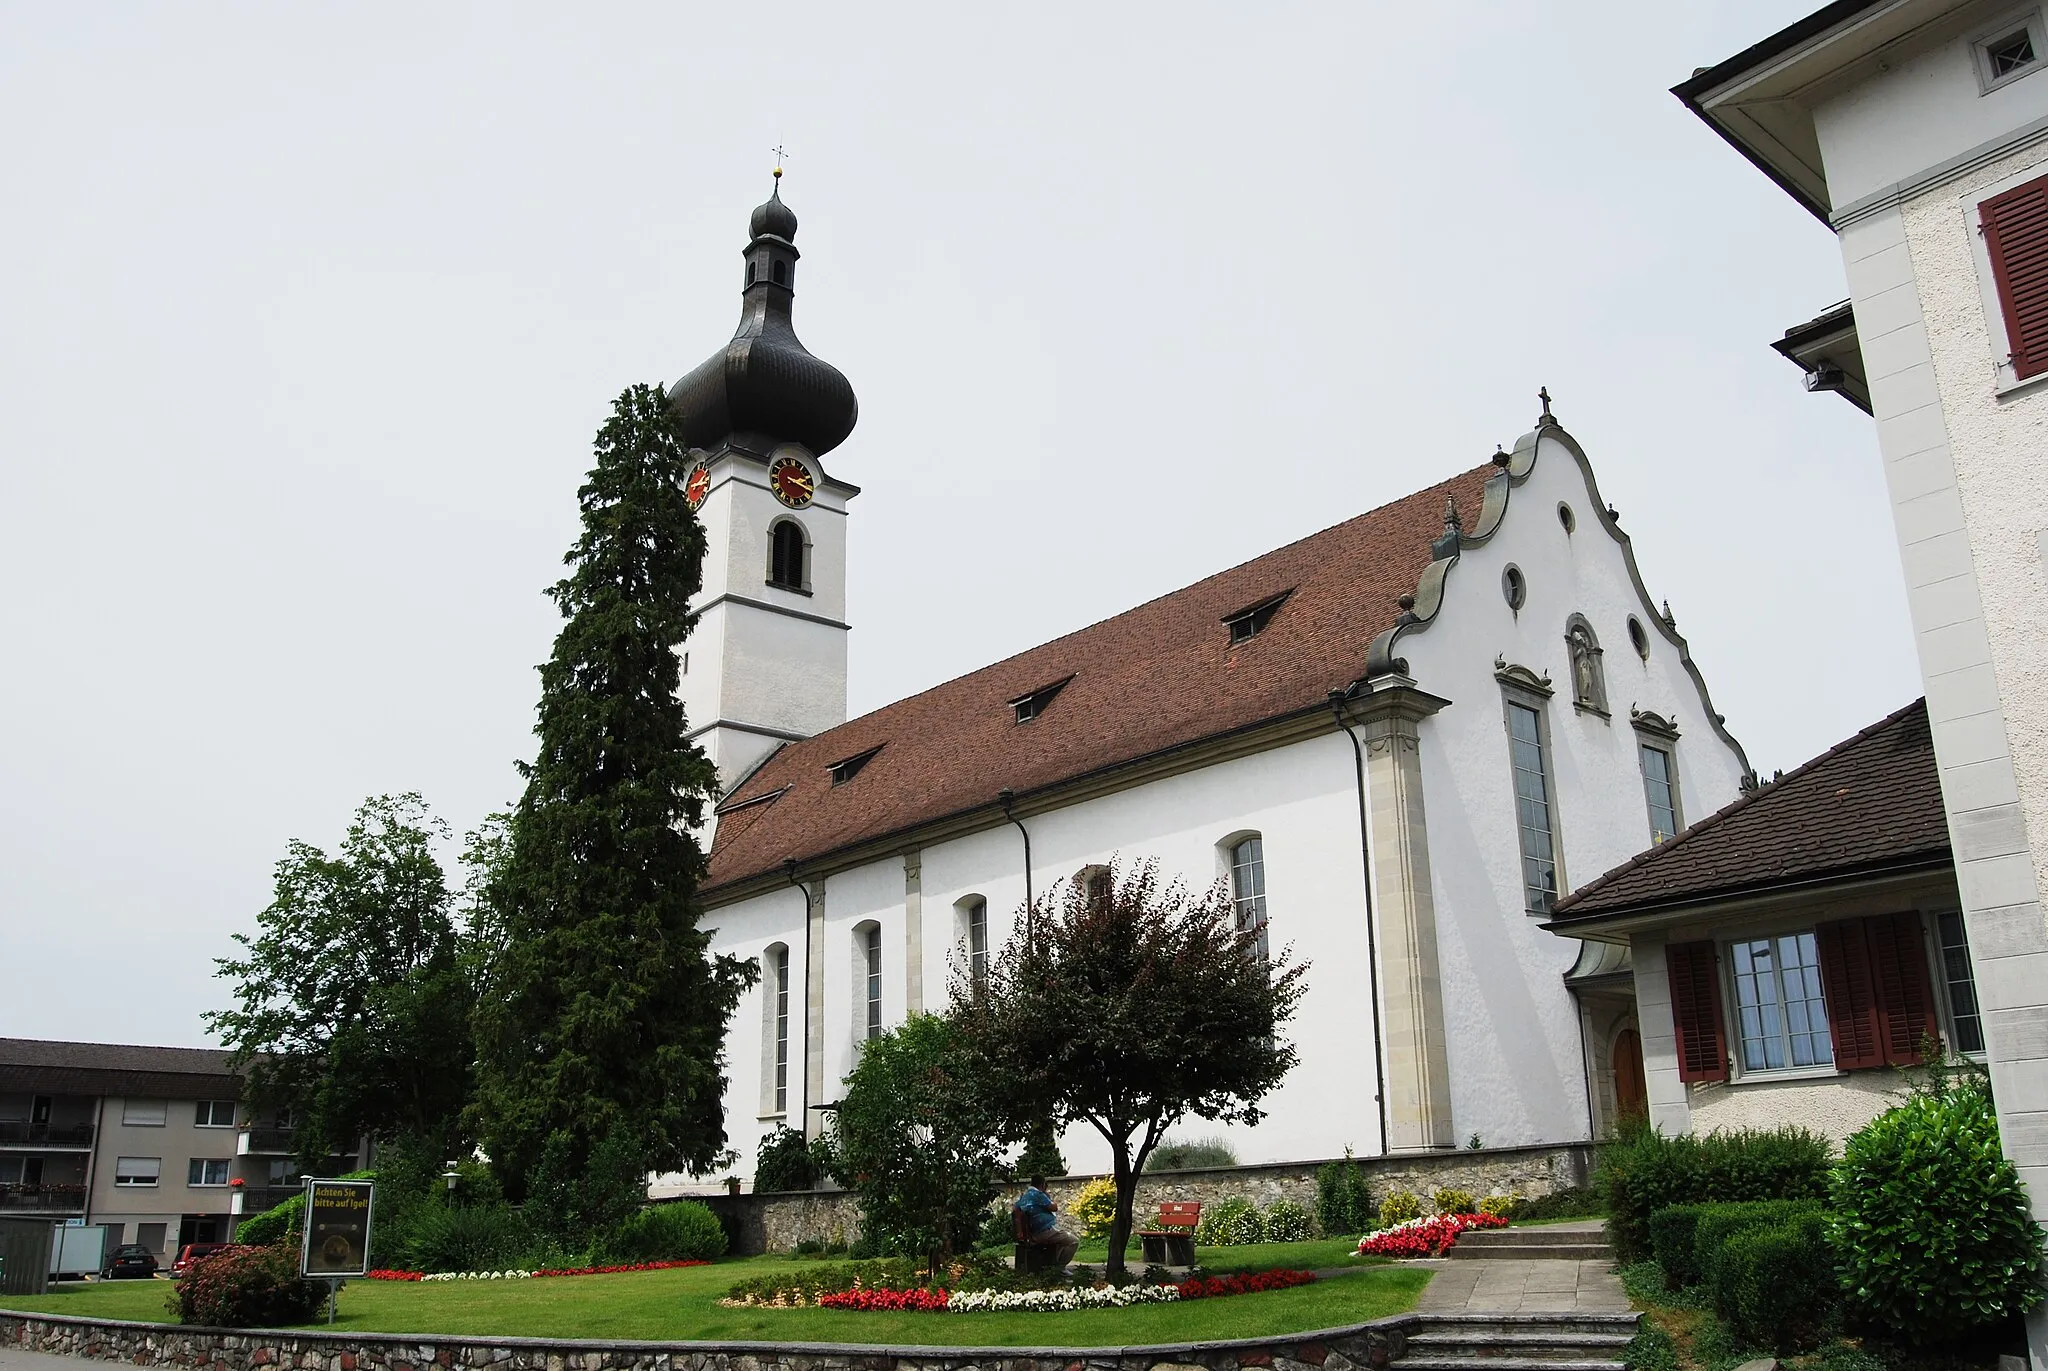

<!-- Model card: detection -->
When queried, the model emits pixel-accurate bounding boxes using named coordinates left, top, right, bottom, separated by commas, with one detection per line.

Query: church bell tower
left=668, top=172, right=859, bottom=796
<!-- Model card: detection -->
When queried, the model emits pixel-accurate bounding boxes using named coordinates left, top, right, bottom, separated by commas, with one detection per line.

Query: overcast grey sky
left=0, top=2, right=1913, bottom=1046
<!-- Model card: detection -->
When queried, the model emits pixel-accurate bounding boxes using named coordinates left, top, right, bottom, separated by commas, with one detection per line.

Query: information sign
left=299, top=1179, right=374, bottom=1280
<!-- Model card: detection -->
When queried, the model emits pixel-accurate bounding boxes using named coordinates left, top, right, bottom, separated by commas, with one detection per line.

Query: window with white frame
left=963, top=897, right=989, bottom=987
left=760, top=943, right=790, bottom=1115
left=187, top=1158, right=230, bottom=1187
left=1935, top=912, right=1987, bottom=1054
left=1729, top=933, right=1834, bottom=1072
left=195, top=1100, right=235, bottom=1128
left=1229, top=836, right=1269, bottom=961
left=1640, top=743, right=1681, bottom=843
left=1506, top=701, right=1560, bottom=913
left=861, top=923, right=883, bottom=1041
left=121, top=1100, right=167, bottom=1127
left=114, top=1157, right=161, bottom=1187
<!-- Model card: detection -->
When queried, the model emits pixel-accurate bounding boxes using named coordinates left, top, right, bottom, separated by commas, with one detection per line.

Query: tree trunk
left=1106, top=1143, right=1136, bottom=1279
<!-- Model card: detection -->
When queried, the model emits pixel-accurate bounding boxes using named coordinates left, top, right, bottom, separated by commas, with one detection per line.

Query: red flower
left=1175, top=1268, right=1316, bottom=1300
left=367, top=1269, right=423, bottom=1281
left=818, top=1286, right=950, bottom=1311
left=1355, top=1212, right=1507, bottom=1258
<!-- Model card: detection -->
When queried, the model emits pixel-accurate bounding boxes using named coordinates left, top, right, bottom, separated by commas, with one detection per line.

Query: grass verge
left=0, top=1255, right=1429, bottom=1347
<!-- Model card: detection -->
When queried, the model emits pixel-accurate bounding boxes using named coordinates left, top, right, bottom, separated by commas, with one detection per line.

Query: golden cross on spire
left=771, top=144, right=789, bottom=179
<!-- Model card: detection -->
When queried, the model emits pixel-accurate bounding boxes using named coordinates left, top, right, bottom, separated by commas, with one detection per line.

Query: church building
left=669, top=178, right=1755, bottom=1178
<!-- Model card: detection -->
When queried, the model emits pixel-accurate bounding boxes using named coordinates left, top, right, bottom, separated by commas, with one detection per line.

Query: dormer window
left=827, top=745, right=882, bottom=786
left=1224, top=590, right=1292, bottom=645
left=1009, top=676, right=1073, bottom=724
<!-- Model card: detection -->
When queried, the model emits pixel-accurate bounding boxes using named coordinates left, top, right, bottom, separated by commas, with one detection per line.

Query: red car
left=170, top=1242, right=251, bottom=1277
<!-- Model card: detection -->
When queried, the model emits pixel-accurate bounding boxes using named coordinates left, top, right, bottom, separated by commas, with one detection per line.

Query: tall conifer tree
left=472, top=384, right=753, bottom=1197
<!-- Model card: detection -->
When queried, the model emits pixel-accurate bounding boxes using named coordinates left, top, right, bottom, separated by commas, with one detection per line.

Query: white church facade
left=669, top=179, right=1754, bottom=1181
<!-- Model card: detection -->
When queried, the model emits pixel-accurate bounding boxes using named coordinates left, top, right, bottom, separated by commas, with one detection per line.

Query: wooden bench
left=1138, top=1200, right=1201, bottom=1266
left=1013, top=1205, right=1066, bottom=1274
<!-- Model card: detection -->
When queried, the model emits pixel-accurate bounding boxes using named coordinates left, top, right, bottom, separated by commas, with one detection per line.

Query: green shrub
left=1692, top=1199, right=1822, bottom=1292
left=1378, top=1190, right=1424, bottom=1229
left=1625, top=1319, right=1680, bottom=1371
left=1196, top=1196, right=1265, bottom=1245
left=753, top=1126, right=818, bottom=1193
left=1596, top=1120, right=1830, bottom=1262
left=1071, top=1178, right=1118, bottom=1239
left=1647, top=1205, right=1707, bottom=1287
left=1015, top=1121, right=1066, bottom=1180
left=1830, top=1074, right=2046, bottom=1346
left=168, top=1245, right=327, bottom=1327
left=1263, top=1198, right=1314, bottom=1242
left=1432, top=1187, right=1476, bottom=1215
left=1478, top=1194, right=1517, bottom=1219
left=1146, top=1136, right=1237, bottom=1171
left=234, top=1193, right=303, bottom=1246
left=1709, top=1210, right=1836, bottom=1353
left=1512, top=1186, right=1603, bottom=1222
left=1315, top=1149, right=1374, bottom=1236
left=603, top=1200, right=727, bottom=1263
left=400, top=1203, right=531, bottom=1273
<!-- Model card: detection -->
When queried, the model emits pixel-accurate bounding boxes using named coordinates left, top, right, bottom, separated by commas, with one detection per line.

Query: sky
left=0, top=2, right=1919, bottom=1046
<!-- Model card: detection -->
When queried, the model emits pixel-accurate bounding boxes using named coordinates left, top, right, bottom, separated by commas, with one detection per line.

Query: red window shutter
left=1867, top=911, right=1938, bottom=1066
left=1666, top=941, right=1728, bottom=1084
left=1980, top=174, right=2048, bottom=380
left=1817, top=920, right=1887, bottom=1070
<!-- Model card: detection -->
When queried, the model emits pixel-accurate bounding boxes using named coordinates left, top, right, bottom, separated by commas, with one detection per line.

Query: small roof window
left=1009, top=676, right=1073, bottom=724
left=1224, top=590, right=1292, bottom=645
left=826, top=745, right=883, bottom=786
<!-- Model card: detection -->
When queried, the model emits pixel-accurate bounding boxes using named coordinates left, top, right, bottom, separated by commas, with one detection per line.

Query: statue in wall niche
left=1566, top=617, right=1607, bottom=716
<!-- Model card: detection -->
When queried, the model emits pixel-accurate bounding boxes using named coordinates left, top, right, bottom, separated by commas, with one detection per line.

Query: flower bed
left=1354, top=1211, right=1507, bottom=1258
left=947, top=1284, right=1181, bottom=1312
left=741, top=1268, right=1317, bottom=1314
left=817, top=1287, right=952, bottom=1311
left=367, top=1259, right=710, bottom=1283
left=1177, top=1269, right=1318, bottom=1298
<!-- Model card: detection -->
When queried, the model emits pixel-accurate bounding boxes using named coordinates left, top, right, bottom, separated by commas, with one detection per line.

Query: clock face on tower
left=768, top=457, right=815, bottom=508
left=684, top=466, right=711, bottom=510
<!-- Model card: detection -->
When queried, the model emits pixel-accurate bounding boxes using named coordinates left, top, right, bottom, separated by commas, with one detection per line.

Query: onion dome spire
left=666, top=171, right=859, bottom=458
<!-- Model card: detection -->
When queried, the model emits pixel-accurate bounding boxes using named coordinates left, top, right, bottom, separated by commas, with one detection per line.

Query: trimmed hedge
left=1710, top=1209, right=1835, bottom=1353
left=1597, top=1122, right=1830, bottom=1261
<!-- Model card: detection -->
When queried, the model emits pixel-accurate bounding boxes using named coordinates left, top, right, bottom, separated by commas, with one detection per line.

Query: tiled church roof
left=1548, top=698, right=1946, bottom=924
left=705, top=464, right=1496, bottom=893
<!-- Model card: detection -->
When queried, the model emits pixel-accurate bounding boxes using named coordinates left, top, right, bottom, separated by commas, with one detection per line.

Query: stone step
left=1393, top=1358, right=1626, bottom=1371
left=1448, top=1243, right=1612, bottom=1261
left=1407, top=1333, right=1634, bottom=1361
left=1409, top=1333, right=1636, bottom=1351
left=1461, top=1227, right=1609, bottom=1247
left=1411, top=1313, right=1641, bottom=1339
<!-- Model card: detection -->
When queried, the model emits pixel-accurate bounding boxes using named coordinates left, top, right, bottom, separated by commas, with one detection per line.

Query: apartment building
left=0, top=1038, right=355, bottom=1263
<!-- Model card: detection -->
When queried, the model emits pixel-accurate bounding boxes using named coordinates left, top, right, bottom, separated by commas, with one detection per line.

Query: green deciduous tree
left=471, top=383, right=754, bottom=1199
left=830, top=1013, right=1011, bottom=1271
left=207, top=793, right=473, bottom=1163
left=953, top=858, right=1306, bottom=1277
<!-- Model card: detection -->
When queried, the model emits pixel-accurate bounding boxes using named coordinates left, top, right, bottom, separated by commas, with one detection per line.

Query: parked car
left=170, top=1242, right=250, bottom=1277
left=101, top=1245, right=159, bottom=1279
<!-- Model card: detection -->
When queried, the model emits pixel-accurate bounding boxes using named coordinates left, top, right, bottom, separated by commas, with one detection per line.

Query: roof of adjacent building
left=705, top=463, right=1496, bottom=893
left=0, top=1037, right=241, bottom=1098
left=1548, top=697, right=1947, bottom=925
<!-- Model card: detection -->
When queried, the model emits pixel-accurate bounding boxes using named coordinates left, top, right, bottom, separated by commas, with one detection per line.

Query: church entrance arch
left=1611, top=1027, right=1647, bottom=1124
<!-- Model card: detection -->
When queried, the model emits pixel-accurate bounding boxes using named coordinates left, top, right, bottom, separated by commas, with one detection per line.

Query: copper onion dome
left=666, top=177, right=858, bottom=458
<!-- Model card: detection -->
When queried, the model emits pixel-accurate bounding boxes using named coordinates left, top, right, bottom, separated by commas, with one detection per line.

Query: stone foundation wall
left=2, top=1309, right=1411, bottom=1371
left=706, top=1142, right=1592, bottom=1255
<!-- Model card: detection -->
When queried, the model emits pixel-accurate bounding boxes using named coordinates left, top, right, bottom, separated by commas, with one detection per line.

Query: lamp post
left=441, top=1162, right=460, bottom=1199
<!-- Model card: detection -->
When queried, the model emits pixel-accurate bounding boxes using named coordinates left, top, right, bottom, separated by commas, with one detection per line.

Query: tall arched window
left=769, top=520, right=807, bottom=590
left=760, top=943, right=790, bottom=1115
left=958, top=897, right=989, bottom=988
left=1229, top=836, right=1269, bottom=961
left=855, top=922, right=883, bottom=1042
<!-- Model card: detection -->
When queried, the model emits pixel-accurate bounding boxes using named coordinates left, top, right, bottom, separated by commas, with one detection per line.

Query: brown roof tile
left=705, top=465, right=1495, bottom=891
left=1548, top=698, right=1946, bottom=923
left=0, top=1037, right=241, bottom=1098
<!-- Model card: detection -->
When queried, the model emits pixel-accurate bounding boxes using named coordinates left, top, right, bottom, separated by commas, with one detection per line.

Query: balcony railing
left=0, top=1121, right=94, bottom=1148
left=0, top=1184, right=87, bottom=1212
left=230, top=1185, right=299, bottom=1215
left=238, top=1126, right=296, bottom=1155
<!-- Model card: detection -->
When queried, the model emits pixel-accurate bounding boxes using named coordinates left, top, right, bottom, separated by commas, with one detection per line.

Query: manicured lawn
left=0, top=1255, right=1429, bottom=1346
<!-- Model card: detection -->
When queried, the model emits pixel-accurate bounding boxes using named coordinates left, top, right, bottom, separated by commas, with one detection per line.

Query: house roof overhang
left=1673, top=0, right=1964, bottom=223
left=1541, top=851, right=1953, bottom=944
left=1774, top=301, right=1873, bottom=412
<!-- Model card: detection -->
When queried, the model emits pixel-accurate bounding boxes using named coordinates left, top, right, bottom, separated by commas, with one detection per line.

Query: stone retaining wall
left=2, top=1309, right=1412, bottom=1371
left=703, top=1142, right=1592, bottom=1256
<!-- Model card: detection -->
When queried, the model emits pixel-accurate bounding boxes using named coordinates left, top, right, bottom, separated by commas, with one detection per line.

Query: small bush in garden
left=1477, top=1193, right=1517, bottom=1219
left=1709, top=1210, right=1837, bottom=1354
left=1830, top=1073, right=2046, bottom=1346
left=401, top=1203, right=530, bottom=1274
left=1262, top=1198, right=1314, bottom=1242
left=1597, top=1119, right=1829, bottom=1261
left=753, top=1125, right=818, bottom=1193
left=1647, top=1205, right=1707, bottom=1287
left=1432, top=1188, right=1476, bottom=1215
left=1145, top=1135, right=1238, bottom=1171
left=169, top=1245, right=327, bottom=1327
left=1197, top=1196, right=1265, bottom=1246
left=233, top=1193, right=302, bottom=1246
left=1315, top=1148, right=1374, bottom=1236
left=1071, top=1178, right=1119, bottom=1240
left=1692, top=1199, right=1823, bottom=1292
left=1512, top=1186, right=1603, bottom=1222
left=604, top=1200, right=727, bottom=1263
left=1378, top=1189, right=1424, bottom=1229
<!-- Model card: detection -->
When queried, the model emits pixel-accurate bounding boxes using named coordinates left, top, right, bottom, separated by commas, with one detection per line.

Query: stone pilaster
left=802, top=879, right=826, bottom=1140
left=1357, top=679, right=1457, bottom=1151
left=904, top=852, right=924, bottom=1015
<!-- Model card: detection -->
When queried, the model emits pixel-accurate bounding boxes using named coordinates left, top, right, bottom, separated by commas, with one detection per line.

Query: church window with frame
left=960, top=897, right=989, bottom=988
left=769, top=519, right=808, bottom=591
left=1641, top=743, right=1681, bottom=843
left=760, top=943, right=790, bottom=1115
left=1223, top=590, right=1291, bottom=645
left=1228, top=836, right=1269, bottom=961
left=860, top=923, right=883, bottom=1041
left=1506, top=699, right=1561, bottom=913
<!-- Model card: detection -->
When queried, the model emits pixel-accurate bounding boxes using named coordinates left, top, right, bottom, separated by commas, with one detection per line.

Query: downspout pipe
left=997, top=788, right=1033, bottom=942
left=1329, top=686, right=1391, bottom=1156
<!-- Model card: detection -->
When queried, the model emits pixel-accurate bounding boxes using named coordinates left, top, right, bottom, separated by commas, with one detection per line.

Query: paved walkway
left=0, top=1346, right=94, bottom=1371
left=1413, top=1258, right=1631, bottom=1315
